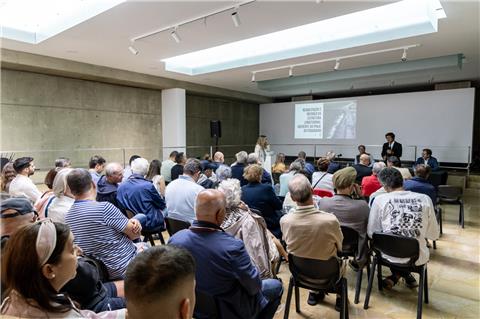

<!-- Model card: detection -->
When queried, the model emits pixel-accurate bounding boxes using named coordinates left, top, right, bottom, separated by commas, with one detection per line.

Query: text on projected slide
left=294, top=101, right=357, bottom=139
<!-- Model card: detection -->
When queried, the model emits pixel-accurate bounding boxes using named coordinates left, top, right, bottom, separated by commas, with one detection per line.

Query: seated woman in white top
left=47, top=168, right=75, bottom=223
left=311, top=158, right=334, bottom=191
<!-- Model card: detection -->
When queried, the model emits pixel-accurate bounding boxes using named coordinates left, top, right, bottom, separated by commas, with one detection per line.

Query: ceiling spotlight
left=251, top=72, right=256, bottom=82
left=288, top=67, right=293, bottom=77
left=401, top=48, right=407, bottom=61
left=334, top=59, right=340, bottom=71
left=231, top=11, right=241, bottom=27
left=171, top=27, right=181, bottom=43
left=128, top=45, right=138, bottom=55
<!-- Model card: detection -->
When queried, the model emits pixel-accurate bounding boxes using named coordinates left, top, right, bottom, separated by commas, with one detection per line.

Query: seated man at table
left=169, top=189, right=283, bottom=319
left=414, top=148, right=439, bottom=171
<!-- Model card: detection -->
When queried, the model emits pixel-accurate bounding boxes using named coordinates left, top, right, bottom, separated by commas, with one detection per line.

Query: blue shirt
left=305, top=162, right=315, bottom=175
left=116, top=174, right=166, bottom=229
left=404, top=177, right=437, bottom=204
left=165, top=175, right=204, bottom=223
left=169, top=220, right=267, bottom=319
left=65, top=200, right=136, bottom=280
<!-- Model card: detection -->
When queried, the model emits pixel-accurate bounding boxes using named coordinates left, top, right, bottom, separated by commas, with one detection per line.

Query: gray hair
left=372, top=161, right=386, bottom=175
left=216, top=165, right=232, bottom=182
left=218, top=178, right=241, bottom=209
left=131, top=158, right=149, bottom=175
left=289, top=159, right=305, bottom=172
left=54, top=157, right=71, bottom=168
left=184, top=158, right=202, bottom=175
left=52, top=168, right=73, bottom=197
left=235, top=151, right=248, bottom=164
left=288, top=174, right=312, bottom=203
left=247, top=153, right=259, bottom=165
left=105, top=162, right=123, bottom=176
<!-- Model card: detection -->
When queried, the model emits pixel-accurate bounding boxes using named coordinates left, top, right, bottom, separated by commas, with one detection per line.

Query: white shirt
left=48, top=196, right=75, bottom=223
left=8, top=175, right=41, bottom=203
left=165, top=175, right=203, bottom=223
left=368, top=190, right=439, bottom=266
left=311, top=171, right=334, bottom=191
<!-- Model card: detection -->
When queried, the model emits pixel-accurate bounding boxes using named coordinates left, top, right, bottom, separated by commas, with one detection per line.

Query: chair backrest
left=438, top=185, right=463, bottom=199
left=371, top=232, right=419, bottom=265
left=194, top=290, right=219, bottom=319
left=340, top=226, right=359, bottom=257
left=313, top=188, right=334, bottom=198
left=288, top=254, right=341, bottom=291
left=165, top=217, right=191, bottom=236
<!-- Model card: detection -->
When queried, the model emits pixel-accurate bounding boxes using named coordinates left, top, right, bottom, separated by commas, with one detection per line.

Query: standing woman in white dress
left=254, top=135, right=270, bottom=164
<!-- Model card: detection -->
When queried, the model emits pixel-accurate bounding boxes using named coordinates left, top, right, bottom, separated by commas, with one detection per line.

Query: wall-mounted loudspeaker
left=210, top=120, right=222, bottom=138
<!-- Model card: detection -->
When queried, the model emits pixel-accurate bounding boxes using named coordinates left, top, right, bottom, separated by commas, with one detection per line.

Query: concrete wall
left=186, top=94, right=259, bottom=164
left=1, top=69, right=163, bottom=171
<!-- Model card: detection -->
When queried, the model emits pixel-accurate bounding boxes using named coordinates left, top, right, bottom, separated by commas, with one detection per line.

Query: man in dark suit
left=381, top=132, right=402, bottom=161
left=352, top=154, right=373, bottom=184
left=414, top=148, right=439, bottom=171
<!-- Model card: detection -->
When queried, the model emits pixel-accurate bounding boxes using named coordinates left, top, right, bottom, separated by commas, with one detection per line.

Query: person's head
left=168, top=151, right=178, bottom=161
left=131, top=158, right=149, bottom=176
left=422, top=148, right=432, bottom=159
left=67, top=168, right=94, bottom=197
left=414, top=164, right=431, bottom=179
left=105, top=162, right=124, bottom=184
left=175, top=152, right=185, bottom=164
left=183, top=158, right=202, bottom=182
left=54, top=157, right=71, bottom=169
left=217, top=179, right=242, bottom=211
left=326, top=151, right=336, bottom=161
left=1, top=157, right=9, bottom=171
left=378, top=167, right=404, bottom=192
left=275, top=153, right=285, bottom=165
left=359, top=154, right=370, bottom=166
left=358, top=145, right=366, bottom=154
left=125, top=246, right=196, bottom=319
left=52, top=168, right=74, bottom=198
left=297, top=151, right=307, bottom=160
left=289, top=159, right=304, bottom=173
left=372, top=161, right=386, bottom=176
left=387, top=156, right=401, bottom=168
left=1, top=197, right=38, bottom=237
left=247, top=153, right=259, bottom=165
left=88, top=155, right=106, bottom=173
left=316, top=157, right=330, bottom=172
left=235, top=151, right=248, bottom=165
left=385, top=132, right=396, bottom=143
left=243, top=164, right=263, bottom=183
left=216, top=165, right=232, bottom=182
left=13, top=157, right=35, bottom=176
left=213, top=152, right=224, bottom=163
left=146, top=159, right=161, bottom=180
left=129, top=155, right=141, bottom=166
left=195, top=189, right=227, bottom=226
left=2, top=221, right=79, bottom=312
left=332, top=167, right=357, bottom=193
left=2, top=162, right=16, bottom=183
left=256, top=135, right=268, bottom=148
left=288, top=174, right=313, bottom=205
left=44, top=168, right=58, bottom=190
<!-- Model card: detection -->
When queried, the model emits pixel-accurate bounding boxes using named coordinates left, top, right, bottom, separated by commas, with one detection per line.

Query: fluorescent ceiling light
left=0, top=0, right=125, bottom=44
left=162, top=0, right=446, bottom=76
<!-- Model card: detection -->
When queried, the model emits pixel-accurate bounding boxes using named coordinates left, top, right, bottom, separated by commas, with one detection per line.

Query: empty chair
left=284, top=254, right=349, bottom=319
left=165, top=216, right=191, bottom=236
left=437, top=185, right=464, bottom=228
left=364, top=232, right=429, bottom=319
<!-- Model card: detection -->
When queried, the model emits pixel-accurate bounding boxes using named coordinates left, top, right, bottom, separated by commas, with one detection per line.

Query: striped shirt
left=65, top=200, right=136, bottom=279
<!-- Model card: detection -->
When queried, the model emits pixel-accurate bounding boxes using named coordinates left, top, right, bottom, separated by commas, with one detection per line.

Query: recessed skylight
left=0, top=0, right=125, bottom=44
left=162, top=0, right=446, bottom=76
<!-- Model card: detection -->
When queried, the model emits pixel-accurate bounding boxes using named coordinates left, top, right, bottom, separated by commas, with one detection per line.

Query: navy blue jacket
left=414, top=157, right=439, bottom=171
left=231, top=163, right=248, bottom=186
left=169, top=220, right=267, bottom=319
left=261, top=169, right=273, bottom=185
left=96, top=176, right=123, bottom=213
left=404, top=177, right=437, bottom=204
left=116, top=174, right=165, bottom=229
left=241, top=182, right=282, bottom=238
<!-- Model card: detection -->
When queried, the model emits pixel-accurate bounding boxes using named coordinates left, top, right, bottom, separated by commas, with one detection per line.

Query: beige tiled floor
left=274, top=194, right=480, bottom=319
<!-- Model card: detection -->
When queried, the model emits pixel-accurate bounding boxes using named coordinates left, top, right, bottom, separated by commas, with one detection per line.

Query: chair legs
left=363, top=257, right=377, bottom=309
left=294, top=285, right=300, bottom=313
left=424, top=267, right=429, bottom=304
left=436, top=207, right=443, bottom=235
left=459, top=200, right=464, bottom=228
left=377, top=261, right=383, bottom=292
left=158, top=231, right=165, bottom=245
left=283, top=277, right=294, bottom=319
left=143, top=231, right=166, bottom=246
left=354, top=267, right=363, bottom=304
left=417, top=268, right=425, bottom=319
left=341, top=277, right=349, bottom=319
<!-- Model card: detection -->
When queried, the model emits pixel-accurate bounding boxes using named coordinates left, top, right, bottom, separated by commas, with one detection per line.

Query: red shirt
left=361, top=175, right=382, bottom=197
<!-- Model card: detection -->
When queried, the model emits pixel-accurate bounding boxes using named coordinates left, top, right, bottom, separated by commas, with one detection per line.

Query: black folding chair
left=364, top=233, right=429, bottom=319
left=165, top=216, right=191, bottom=236
left=437, top=185, right=464, bottom=228
left=125, top=209, right=165, bottom=245
left=194, top=290, right=219, bottom=319
left=339, top=226, right=370, bottom=304
left=284, top=254, right=349, bottom=319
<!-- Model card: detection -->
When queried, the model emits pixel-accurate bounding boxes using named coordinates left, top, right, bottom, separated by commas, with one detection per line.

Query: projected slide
left=294, top=101, right=357, bottom=139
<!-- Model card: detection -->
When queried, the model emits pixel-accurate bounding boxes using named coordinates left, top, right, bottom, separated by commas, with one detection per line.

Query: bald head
left=213, top=152, right=224, bottom=163
left=359, top=154, right=370, bottom=166
left=195, top=189, right=227, bottom=226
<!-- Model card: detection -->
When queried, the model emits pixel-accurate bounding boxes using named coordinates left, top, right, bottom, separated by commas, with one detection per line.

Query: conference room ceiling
left=1, top=0, right=478, bottom=98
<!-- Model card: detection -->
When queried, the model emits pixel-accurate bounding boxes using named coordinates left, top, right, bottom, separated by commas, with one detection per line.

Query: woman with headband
left=1, top=220, right=125, bottom=318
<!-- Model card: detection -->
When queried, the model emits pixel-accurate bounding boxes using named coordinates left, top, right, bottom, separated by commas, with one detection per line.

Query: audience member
left=1, top=197, right=38, bottom=240
left=0, top=157, right=10, bottom=171
left=1, top=220, right=125, bottom=318
left=247, top=153, right=273, bottom=185
left=241, top=165, right=283, bottom=238
left=254, top=135, right=270, bottom=164
left=171, top=152, right=186, bottom=181
left=311, top=157, right=334, bottom=191
left=9, top=157, right=41, bottom=203
left=362, top=162, right=386, bottom=197
left=404, top=164, right=437, bottom=204
left=218, top=179, right=283, bottom=279
left=280, top=174, right=343, bottom=308
left=165, top=159, right=204, bottom=223
left=34, top=168, right=58, bottom=218
left=117, top=158, right=166, bottom=231
left=368, top=167, right=439, bottom=289
left=318, top=167, right=369, bottom=268
left=353, top=154, right=373, bottom=184
left=161, top=151, right=178, bottom=183
left=211, top=151, right=226, bottom=171
left=414, top=148, right=439, bottom=171
left=279, top=160, right=304, bottom=197
left=387, top=156, right=412, bottom=180
left=47, top=168, right=75, bottom=223
left=197, top=162, right=217, bottom=189
left=231, top=151, right=248, bottom=186
left=96, top=162, right=124, bottom=211
left=354, top=145, right=374, bottom=167
left=55, top=157, right=72, bottom=169
left=271, top=153, right=287, bottom=174
left=123, top=155, right=141, bottom=183
left=326, top=151, right=342, bottom=174
left=125, top=246, right=196, bottom=319
left=65, top=168, right=142, bottom=279
left=169, top=189, right=283, bottom=319
left=297, top=151, right=315, bottom=175
left=1, top=162, right=16, bottom=193
left=381, top=132, right=402, bottom=161
left=145, top=159, right=166, bottom=197
left=88, top=155, right=106, bottom=185
left=215, top=165, right=232, bottom=183
left=200, top=153, right=211, bottom=170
